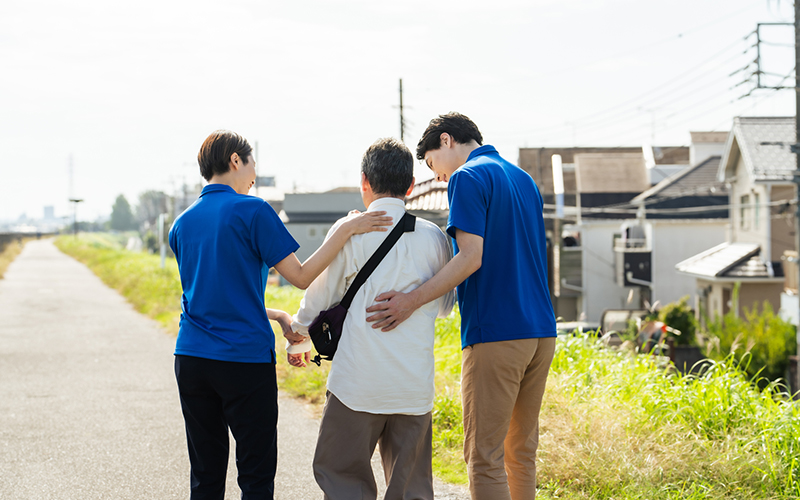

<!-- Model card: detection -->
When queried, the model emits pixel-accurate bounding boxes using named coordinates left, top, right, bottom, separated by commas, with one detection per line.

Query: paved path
left=0, top=239, right=468, bottom=499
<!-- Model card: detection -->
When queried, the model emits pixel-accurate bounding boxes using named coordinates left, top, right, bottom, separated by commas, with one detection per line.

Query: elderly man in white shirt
left=286, top=137, right=454, bottom=500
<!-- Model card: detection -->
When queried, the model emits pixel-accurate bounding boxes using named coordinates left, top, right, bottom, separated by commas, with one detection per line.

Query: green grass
left=54, top=233, right=800, bottom=498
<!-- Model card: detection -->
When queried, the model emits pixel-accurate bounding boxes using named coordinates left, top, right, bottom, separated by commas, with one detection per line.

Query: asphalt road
left=0, top=239, right=468, bottom=499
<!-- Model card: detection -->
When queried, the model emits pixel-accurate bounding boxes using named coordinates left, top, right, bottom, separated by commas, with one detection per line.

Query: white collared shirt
left=290, top=197, right=454, bottom=415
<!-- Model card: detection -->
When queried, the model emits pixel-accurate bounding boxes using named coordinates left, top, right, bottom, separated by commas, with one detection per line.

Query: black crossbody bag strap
left=339, top=212, right=416, bottom=310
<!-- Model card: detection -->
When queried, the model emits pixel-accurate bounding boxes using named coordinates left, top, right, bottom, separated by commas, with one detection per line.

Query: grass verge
left=0, top=237, right=30, bottom=279
left=54, top=234, right=800, bottom=498
left=55, top=234, right=183, bottom=334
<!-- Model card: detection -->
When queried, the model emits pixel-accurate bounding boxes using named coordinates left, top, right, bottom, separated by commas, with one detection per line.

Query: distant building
left=522, top=136, right=728, bottom=322
left=282, top=188, right=365, bottom=263
left=676, top=117, right=796, bottom=323
left=405, top=178, right=449, bottom=228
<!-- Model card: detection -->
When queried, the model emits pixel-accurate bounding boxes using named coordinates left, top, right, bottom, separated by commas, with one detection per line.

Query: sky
left=0, top=0, right=796, bottom=222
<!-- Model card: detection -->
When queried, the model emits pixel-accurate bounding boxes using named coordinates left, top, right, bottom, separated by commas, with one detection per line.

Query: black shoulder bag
left=307, top=212, right=416, bottom=366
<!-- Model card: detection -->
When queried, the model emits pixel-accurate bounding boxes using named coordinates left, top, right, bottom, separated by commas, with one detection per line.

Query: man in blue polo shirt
left=366, top=113, right=556, bottom=500
left=169, top=130, right=390, bottom=500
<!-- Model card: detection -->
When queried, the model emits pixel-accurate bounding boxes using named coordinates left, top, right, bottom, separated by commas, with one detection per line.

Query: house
left=517, top=146, right=690, bottom=220
left=525, top=134, right=730, bottom=322
left=405, top=138, right=729, bottom=324
left=676, top=117, right=797, bottom=321
left=405, top=178, right=449, bottom=227
left=282, top=188, right=365, bottom=262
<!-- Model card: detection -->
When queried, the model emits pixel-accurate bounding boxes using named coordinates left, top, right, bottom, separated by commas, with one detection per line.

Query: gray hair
left=361, top=138, right=414, bottom=197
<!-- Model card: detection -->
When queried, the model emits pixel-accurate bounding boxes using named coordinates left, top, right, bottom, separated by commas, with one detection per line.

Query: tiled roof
left=689, top=131, right=728, bottom=143
left=633, top=156, right=726, bottom=202
left=675, top=242, right=771, bottom=278
left=406, top=178, right=449, bottom=212
left=720, top=117, right=797, bottom=182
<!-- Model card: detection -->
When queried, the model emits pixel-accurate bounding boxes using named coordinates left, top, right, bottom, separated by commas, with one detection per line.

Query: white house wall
left=580, top=221, right=631, bottom=322
left=651, top=220, right=727, bottom=306
left=730, top=156, right=769, bottom=251
left=579, top=219, right=726, bottom=323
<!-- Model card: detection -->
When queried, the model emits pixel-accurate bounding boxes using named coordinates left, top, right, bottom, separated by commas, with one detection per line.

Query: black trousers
left=175, top=355, right=278, bottom=500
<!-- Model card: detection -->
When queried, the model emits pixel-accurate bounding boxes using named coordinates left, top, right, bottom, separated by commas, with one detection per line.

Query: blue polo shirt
left=446, top=145, right=556, bottom=349
left=168, top=184, right=299, bottom=363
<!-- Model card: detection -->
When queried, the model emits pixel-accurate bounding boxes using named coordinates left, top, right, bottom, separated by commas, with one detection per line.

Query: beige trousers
left=461, top=337, right=556, bottom=500
left=313, top=392, right=434, bottom=500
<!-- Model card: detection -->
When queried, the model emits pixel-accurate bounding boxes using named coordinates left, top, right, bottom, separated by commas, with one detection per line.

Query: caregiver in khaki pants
left=366, top=112, right=557, bottom=500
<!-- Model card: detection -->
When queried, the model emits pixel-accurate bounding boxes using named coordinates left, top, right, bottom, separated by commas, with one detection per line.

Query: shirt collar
left=367, top=197, right=406, bottom=212
left=466, top=144, right=498, bottom=162
left=200, top=184, right=236, bottom=197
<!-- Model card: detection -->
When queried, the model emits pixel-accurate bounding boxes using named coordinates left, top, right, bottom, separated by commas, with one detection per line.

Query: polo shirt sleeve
left=446, top=169, right=488, bottom=240
left=251, top=203, right=300, bottom=268
left=168, top=224, right=179, bottom=262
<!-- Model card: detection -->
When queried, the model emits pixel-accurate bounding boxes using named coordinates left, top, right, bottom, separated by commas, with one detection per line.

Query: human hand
left=287, top=351, right=310, bottom=368
left=269, top=309, right=294, bottom=337
left=284, top=329, right=307, bottom=345
left=342, top=210, right=392, bottom=235
left=365, top=291, right=418, bottom=332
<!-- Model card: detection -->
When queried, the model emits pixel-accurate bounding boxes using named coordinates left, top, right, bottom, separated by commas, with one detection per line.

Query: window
left=753, top=193, right=760, bottom=230
left=740, top=195, right=749, bottom=229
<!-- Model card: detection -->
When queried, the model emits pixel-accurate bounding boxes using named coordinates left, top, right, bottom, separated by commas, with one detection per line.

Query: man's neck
left=208, top=175, right=244, bottom=195
left=366, top=193, right=404, bottom=208
left=455, top=140, right=482, bottom=166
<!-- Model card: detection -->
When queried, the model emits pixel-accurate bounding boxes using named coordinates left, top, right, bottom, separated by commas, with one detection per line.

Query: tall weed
left=705, top=302, right=797, bottom=383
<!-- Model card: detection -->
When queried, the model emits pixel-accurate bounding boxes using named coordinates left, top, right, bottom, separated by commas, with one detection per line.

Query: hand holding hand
left=287, top=351, right=310, bottom=368
left=284, top=329, right=307, bottom=345
left=365, top=291, right=418, bottom=332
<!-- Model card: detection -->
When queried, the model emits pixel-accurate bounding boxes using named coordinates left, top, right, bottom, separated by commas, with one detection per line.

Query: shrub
left=660, top=296, right=698, bottom=346
left=705, top=301, right=797, bottom=385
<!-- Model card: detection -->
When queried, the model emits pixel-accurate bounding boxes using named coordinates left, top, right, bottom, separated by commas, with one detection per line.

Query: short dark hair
left=197, top=130, right=253, bottom=181
left=361, top=138, right=414, bottom=197
left=415, top=112, right=483, bottom=160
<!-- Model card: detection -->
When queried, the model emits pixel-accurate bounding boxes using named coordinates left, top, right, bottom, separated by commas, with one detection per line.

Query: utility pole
left=69, top=198, right=83, bottom=237
left=399, top=78, right=405, bottom=142
left=794, top=0, right=800, bottom=347
left=67, top=154, right=83, bottom=237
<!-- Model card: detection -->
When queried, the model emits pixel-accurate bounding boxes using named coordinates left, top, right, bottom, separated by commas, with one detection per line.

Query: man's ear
left=405, top=176, right=415, bottom=197
left=439, top=132, right=452, bottom=149
left=360, top=172, right=370, bottom=193
left=229, top=152, right=241, bottom=171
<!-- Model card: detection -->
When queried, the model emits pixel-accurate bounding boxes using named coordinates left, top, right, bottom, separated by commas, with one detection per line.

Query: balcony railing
left=614, top=238, right=650, bottom=252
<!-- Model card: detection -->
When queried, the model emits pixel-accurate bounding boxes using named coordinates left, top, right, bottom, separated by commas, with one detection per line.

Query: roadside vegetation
left=55, top=234, right=183, bottom=334
left=55, top=234, right=800, bottom=499
left=0, top=237, right=31, bottom=279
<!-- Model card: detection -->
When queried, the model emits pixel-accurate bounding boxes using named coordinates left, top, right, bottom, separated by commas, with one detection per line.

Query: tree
left=136, top=190, right=169, bottom=230
left=110, top=194, right=137, bottom=231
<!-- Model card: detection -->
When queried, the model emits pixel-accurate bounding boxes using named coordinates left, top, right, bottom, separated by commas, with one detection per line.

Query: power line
left=543, top=198, right=795, bottom=217
left=518, top=34, right=754, bottom=139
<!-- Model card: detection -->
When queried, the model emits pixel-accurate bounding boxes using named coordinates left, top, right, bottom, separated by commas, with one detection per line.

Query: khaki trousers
left=462, top=337, right=556, bottom=500
left=313, top=392, right=434, bottom=500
